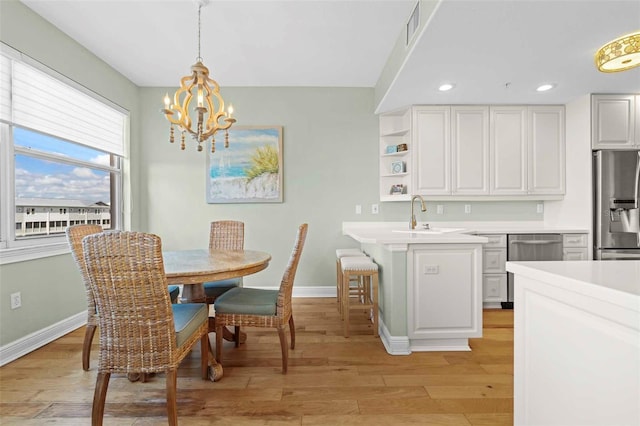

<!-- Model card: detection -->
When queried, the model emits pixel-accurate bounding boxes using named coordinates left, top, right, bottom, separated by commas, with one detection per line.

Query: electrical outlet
left=355, top=205, right=362, bottom=215
left=10, top=292, right=21, bottom=310
left=464, top=204, right=472, bottom=214
left=436, top=204, right=444, bottom=214
left=537, top=203, right=544, bottom=214
left=423, top=264, right=439, bottom=274
left=371, top=204, right=379, bottom=214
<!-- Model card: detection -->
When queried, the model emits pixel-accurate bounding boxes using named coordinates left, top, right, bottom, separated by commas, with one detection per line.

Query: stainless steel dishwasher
left=503, top=234, right=563, bottom=309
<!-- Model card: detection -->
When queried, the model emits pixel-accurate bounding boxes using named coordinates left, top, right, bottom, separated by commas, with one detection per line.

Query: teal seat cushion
left=171, top=303, right=208, bottom=348
left=168, top=285, right=180, bottom=304
left=214, top=287, right=278, bottom=316
left=203, top=279, right=240, bottom=299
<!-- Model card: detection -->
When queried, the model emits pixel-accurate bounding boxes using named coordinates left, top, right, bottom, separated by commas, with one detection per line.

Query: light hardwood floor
left=0, top=298, right=514, bottom=425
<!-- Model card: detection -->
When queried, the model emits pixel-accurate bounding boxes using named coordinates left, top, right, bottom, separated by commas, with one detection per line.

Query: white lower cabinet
left=479, top=234, right=507, bottom=308
left=407, top=244, right=483, bottom=351
left=483, top=274, right=507, bottom=304
left=563, top=233, right=589, bottom=260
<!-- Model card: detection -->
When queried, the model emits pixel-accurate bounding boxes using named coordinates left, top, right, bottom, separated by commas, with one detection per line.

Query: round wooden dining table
left=163, top=249, right=271, bottom=301
left=163, top=249, right=271, bottom=381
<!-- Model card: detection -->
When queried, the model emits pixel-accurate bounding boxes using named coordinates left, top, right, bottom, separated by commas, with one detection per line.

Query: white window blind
left=11, top=61, right=125, bottom=156
left=0, top=54, right=10, bottom=124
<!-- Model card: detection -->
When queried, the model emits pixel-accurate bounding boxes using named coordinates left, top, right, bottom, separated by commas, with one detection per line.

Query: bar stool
left=335, top=248, right=365, bottom=313
left=340, top=256, right=379, bottom=338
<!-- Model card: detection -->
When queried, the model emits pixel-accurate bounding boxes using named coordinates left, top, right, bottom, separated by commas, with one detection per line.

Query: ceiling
left=19, top=0, right=640, bottom=113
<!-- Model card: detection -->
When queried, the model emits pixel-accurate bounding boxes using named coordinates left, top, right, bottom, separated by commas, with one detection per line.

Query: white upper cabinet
left=592, top=94, right=639, bottom=149
left=380, top=104, right=565, bottom=201
left=452, top=106, right=490, bottom=195
left=412, top=106, right=451, bottom=195
left=490, top=106, right=528, bottom=195
left=528, top=106, right=565, bottom=195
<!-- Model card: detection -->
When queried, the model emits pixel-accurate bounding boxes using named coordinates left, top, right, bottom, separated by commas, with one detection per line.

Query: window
left=0, top=44, right=128, bottom=264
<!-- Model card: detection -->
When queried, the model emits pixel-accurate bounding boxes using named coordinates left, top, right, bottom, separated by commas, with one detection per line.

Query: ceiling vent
left=406, top=1, right=420, bottom=46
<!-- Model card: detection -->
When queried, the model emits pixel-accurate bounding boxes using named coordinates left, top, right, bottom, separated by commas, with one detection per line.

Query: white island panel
left=507, top=261, right=640, bottom=426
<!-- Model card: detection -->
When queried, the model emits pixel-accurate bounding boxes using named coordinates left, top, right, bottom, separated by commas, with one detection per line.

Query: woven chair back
left=209, top=220, right=244, bottom=250
left=66, top=224, right=104, bottom=323
left=276, top=224, right=309, bottom=319
left=82, top=231, right=176, bottom=374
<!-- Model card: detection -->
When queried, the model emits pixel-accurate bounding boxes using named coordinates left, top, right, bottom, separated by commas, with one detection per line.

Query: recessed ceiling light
left=536, top=84, right=556, bottom=92
left=438, top=83, right=455, bottom=92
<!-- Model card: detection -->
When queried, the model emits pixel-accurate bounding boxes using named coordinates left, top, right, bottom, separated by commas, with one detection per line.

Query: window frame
left=0, top=44, right=128, bottom=265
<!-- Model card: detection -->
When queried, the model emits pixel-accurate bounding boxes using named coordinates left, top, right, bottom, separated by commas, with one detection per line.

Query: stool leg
left=342, top=270, right=350, bottom=338
left=372, top=273, right=379, bottom=337
left=336, top=258, right=342, bottom=314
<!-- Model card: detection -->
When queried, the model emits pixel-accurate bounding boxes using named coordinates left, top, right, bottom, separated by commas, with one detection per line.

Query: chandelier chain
left=197, top=4, right=202, bottom=62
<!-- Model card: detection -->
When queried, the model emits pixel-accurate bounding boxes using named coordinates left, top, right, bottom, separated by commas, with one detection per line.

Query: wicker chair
left=65, top=224, right=104, bottom=371
left=66, top=225, right=180, bottom=371
left=214, top=223, right=308, bottom=374
left=82, top=231, right=210, bottom=426
left=203, top=220, right=245, bottom=304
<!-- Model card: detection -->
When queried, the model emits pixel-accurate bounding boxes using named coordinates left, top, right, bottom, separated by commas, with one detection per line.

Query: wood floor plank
left=0, top=298, right=514, bottom=424
left=302, top=413, right=472, bottom=425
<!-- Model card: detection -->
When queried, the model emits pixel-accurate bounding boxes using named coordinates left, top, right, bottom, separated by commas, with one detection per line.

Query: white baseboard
left=244, top=285, right=337, bottom=298
left=0, top=288, right=335, bottom=366
left=0, top=311, right=85, bottom=367
left=379, top=317, right=411, bottom=355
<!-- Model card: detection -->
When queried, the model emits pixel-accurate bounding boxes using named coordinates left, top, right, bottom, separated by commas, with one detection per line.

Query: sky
left=13, top=127, right=112, bottom=203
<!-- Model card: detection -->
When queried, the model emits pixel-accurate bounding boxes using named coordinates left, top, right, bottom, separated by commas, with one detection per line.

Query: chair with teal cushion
left=67, top=226, right=183, bottom=372
left=82, top=231, right=211, bottom=426
left=168, top=285, right=180, bottom=304
left=66, top=224, right=104, bottom=371
left=214, top=224, right=308, bottom=374
left=203, top=220, right=245, bottom=304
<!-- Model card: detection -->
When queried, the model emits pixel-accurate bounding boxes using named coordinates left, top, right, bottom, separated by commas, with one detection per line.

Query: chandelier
left=595, top=31, right=640, bottom=73
left=161, top=0, right=235, bottom=153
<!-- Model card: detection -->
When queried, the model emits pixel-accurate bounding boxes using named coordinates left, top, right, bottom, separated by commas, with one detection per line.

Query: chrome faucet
left=410, top=195, right=427, bottom=229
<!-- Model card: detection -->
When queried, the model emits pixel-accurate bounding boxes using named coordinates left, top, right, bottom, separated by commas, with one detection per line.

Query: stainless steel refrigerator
left=593, top=149, right=640, bottom=260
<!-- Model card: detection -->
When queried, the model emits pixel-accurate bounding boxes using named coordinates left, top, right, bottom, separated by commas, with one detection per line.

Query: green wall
left=139, top=86, right=379, bottom=288
left=0, top=0, right=139, bottom=347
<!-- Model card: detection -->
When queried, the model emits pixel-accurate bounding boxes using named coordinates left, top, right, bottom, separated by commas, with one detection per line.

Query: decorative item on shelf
left=396, top=143, right=408, bottom=152
left=390, top=184, right=406, bottom=195
left=595, top=31, right=640, bottom=73
left=391, top=161, right=406, bottom=174
left=161, top=0, right=236, bottom=153
left=385, top=145, right=397, bottom=154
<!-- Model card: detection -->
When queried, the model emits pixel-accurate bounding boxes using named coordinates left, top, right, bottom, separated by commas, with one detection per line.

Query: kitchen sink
left=392, top=227, right=466, bottom=234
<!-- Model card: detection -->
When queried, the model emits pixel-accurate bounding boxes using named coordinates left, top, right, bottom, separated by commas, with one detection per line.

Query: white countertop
left=342, top=221, right=589, bottom=245
left=343, top=221, right=589, bottom=235
left=506, top=260, right=640, bottom=309
left=343, top=222, right=487, bottom=244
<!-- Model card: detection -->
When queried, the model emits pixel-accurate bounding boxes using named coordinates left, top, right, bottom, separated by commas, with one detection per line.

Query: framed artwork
left=206, top=126, right=283, bottom=203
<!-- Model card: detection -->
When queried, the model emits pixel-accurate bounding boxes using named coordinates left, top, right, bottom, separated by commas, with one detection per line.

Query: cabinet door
left=528, top=106, right=565, bottom=195
left=483, top=248, right=506, bottom=273
left=407, top=245, right=482, bottom=339
left=483, top=273, right=507, bottom=303
left=412, top=106, right=451, bottom=195
left=592, top=94, right=636, bottom=149
left=563, top=248, right=588, bottom=260
left=490, top=106, right=528, bottom=194
left=451, top=106, right=489, bottom=195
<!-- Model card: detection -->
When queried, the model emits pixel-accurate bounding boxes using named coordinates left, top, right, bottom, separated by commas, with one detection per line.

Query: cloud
left=72, top=167, right=98, bottom=179
left=90, top=154, right=112, bottom=166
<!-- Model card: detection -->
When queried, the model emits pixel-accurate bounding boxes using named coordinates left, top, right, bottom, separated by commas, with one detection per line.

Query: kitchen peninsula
left=342, top=222, right=488, bottom=354
left=506, top=260, right=640, bottom=426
